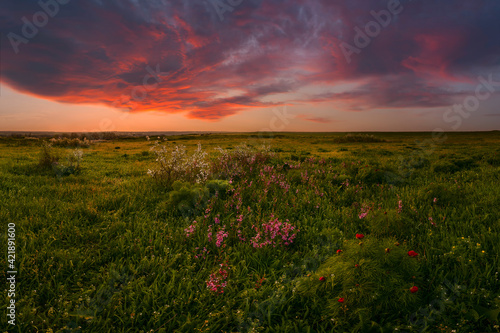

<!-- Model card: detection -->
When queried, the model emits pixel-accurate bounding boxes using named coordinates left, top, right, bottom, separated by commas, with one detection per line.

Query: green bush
left=166, top=180, right=231, bottom=217
left=38, top=141, right=60, bottom=168
left=451, top=158, right=477, bottom=170
left=432, top=161, right=459, bottom=173
left=367, top=210, right=413, bottom=239
left=296, top=237, right=422, bottom=329
left=417, top=183, right=459, bottom=206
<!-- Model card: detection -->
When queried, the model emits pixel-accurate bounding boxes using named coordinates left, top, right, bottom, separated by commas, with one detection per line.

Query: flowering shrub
left=211, top=144, right=273, bottom=180
left=148, top=142, right=209, bottom=187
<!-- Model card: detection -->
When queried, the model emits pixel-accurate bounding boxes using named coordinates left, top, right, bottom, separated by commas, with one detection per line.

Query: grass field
left=1, top=132, right=499, bottom=332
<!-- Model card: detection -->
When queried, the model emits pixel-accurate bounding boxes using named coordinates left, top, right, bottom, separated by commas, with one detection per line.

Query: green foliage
left=417, top=183, right=460, bottom=206
left=367, top=210, right=413, bottom=239
left=296, top=237, right=422, bottom=327
left=166, top=179, right=231, bottom=217
left=432, top=160, right=459, bottom=173
left=333, top=134, right=387, bottom=143
left=1, top=132, right=499, bottom=332
left=38, top=141, right=60, bottom=168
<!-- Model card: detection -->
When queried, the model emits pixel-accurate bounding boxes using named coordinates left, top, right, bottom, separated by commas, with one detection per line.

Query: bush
left=451, top=158, right=477, bottom=170
left=432, top=161, right=459, bottom=173
left=148, top=142, right=209, bottom=188
left=356, top=167, right=389, bottom=185
left=211, top=144, right=272, bottom=180
left=368, top=210, right=414, bottom=239
left=417, top=183, right=459, bottom=206
left=165, top=180, right=230, bottom=217
left=296, top=237, right=422, bottom=328
left=49, top=137, right=91, bottom=148
left=483, top=153, right=500, bottom=166
left=53, top=149, right=84, bottom=177
left=39, top=141, right=60, bottom=168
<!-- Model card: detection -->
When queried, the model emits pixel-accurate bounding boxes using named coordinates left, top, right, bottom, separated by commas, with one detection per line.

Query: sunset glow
left=1, top=0, right=500, bottom=131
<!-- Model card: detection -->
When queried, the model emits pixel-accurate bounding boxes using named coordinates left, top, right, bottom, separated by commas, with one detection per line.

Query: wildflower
left=184, top=221, right=197, bottom=238
left=397, top=200, right=403, bottom=213
left=206, top=264, right=229, bottom=294
left=337, top=249, right=343, bottom=254
left=433, top=197, right=437, bottom=203
left=355, top=234, right=364, bottom=239
left=319, top=276, right=326, bottom=282
left=385, top=248, right=390, bottom=254
left=338, top=298, right=345, bottom=303
left=215, top=227, right=228, bottom=248
left=410, top=286, right=418, bottom=293
left=355, top=264, right=359, bottom=268
left=408, top=250, right=419, bottom=257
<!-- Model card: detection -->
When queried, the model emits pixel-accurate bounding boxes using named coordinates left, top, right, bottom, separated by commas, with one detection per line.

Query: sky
left=1, top=0, right=500, bottom=132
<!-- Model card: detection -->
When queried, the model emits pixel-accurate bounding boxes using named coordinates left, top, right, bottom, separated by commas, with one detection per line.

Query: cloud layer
left=1, top=0, right=500, bottom=120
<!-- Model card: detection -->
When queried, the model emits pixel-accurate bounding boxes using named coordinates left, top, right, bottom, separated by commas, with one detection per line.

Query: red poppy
left=338, top=298, right=345, bottom=303
left=408, top=250, right=419, bottom=257
left=355, top=264, right=359, bottom=268
left=410, top=286, right=418, bottom=293
left=319, top=276, right=325, bottom=282
left=356, top=234, right=364, bottom=239
left=337, top=249, right=343, bottom=254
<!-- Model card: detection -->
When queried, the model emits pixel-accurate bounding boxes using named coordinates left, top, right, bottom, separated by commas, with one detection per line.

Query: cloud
left=1, top=0, right=500, bottom=120
left=297, top=114, right=335, bottom=123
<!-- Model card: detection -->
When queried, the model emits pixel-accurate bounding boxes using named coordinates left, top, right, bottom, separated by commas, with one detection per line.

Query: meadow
left=0, top=132, right=499, bottom=332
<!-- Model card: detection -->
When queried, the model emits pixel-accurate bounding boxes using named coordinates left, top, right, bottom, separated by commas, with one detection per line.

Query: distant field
left=0, top=132, right=499, bottom=332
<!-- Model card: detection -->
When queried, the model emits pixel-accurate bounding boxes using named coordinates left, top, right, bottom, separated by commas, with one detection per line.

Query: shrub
left=483, top=153, right=500, bottom=166
left=164, top=180, right=230, bottom=217
left=432, top=161, right=459, bottom=173
left=417, top=183, right=459, bottom=206
left=368, top=210, right=414, bottom=239
left=39, top=141, right=60, bottom=168
left=53, top=149, right=84, bottom=177
left=211, top=144, right=272, bottom=180
left=167, top=181, right=210, bottom=217
left=356, top=167, right=389, bottom=185
left=451, top=157, right=477, bottom=170
left=148, top=142, right=209, bottom=187
left=296, top=236, right=422, bottom=328
left=49, top=137, right=91, bottom=148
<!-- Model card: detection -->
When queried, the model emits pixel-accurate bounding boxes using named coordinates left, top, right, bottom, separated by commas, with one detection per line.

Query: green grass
left=0, top=132, right=499, bottom=332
